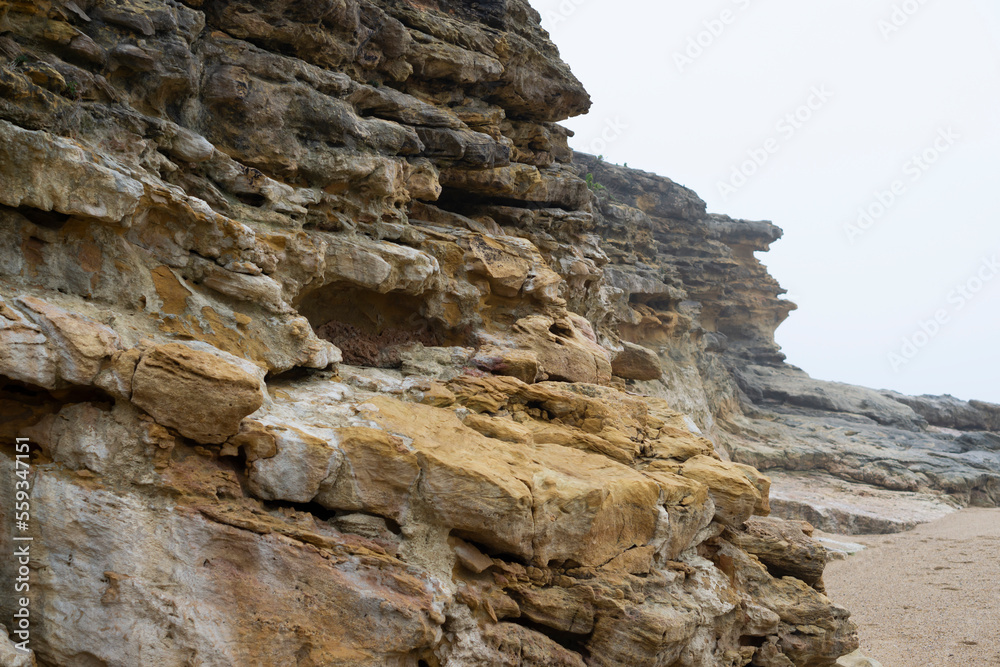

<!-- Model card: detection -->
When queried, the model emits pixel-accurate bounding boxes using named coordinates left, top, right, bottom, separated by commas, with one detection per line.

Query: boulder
left=471, top=345, right=541, bottom=383
left=512, top=315, right=612, bottom=385
left=131, top=342, right=266, bottom=444
left=612, top=341, right=663, bottom=381
left=727, top=516, right=827, bottom=586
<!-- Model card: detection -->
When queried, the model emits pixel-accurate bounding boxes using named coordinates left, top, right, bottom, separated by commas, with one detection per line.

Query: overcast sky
left=529, top=0, right=1000, bottom=403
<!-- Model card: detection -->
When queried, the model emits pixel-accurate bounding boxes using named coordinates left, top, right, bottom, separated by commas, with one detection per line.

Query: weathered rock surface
left=611, top=340, right=663, bottom=381
left=727, top=516, right=827, bottom=586
left=572, top=156, right=1000, bottom=532
left=764, top=471, right=960, bottom=535
left=131, top=341, right=267, bottom=444
left=0, top=0, right=987, bottom=664
left=0, top=624, right=35, bottom=667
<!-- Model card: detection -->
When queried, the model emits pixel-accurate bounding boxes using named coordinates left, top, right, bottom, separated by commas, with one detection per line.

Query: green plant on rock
left=585, top=172, right=606, bottom=192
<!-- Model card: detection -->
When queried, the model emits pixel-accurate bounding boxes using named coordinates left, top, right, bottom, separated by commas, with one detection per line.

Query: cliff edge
left=0, top=0, right=992, bottom=665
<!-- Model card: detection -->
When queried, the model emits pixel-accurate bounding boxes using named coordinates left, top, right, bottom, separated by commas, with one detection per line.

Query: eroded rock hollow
left=1, top=0, right=997, bottom=665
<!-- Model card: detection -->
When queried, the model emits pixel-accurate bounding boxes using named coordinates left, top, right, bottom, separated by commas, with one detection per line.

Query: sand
left=822, top=508, right=1000, bottom=667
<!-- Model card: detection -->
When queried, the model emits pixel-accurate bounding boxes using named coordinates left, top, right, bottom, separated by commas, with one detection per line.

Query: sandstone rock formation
left=573, top=155, right=1000, bottom=533
left=0, top=0, right=991, bottom=665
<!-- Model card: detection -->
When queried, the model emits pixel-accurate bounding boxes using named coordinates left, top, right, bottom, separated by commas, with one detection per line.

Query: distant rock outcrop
left=575, top=155, right=1000, bottom=532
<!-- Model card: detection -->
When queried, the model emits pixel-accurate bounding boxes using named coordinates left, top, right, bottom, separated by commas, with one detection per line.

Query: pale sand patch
left=822, top=508, right=1000, bottom=667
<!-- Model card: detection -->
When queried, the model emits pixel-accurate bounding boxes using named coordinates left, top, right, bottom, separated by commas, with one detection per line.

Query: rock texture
left=0, top=0, right=989, bottom=665
left=572, top=156, right=1000, bottom=531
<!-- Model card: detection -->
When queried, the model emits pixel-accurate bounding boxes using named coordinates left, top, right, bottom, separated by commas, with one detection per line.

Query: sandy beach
left=822, top=508, right=1000, bottom=667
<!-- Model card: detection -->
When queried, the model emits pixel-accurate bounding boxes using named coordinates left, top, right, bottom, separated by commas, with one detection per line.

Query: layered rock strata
left=573, top=155, right=1000, bottom=532
left=0, top=0, right=987, bottom=665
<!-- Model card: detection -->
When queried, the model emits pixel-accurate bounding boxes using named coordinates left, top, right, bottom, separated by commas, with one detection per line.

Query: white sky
left=530, top=0, right=1000, bottom=403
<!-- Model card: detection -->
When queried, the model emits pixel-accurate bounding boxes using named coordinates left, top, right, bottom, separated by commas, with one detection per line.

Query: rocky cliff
left=0, top=0, right=995, bottom=665
left=574, top=155, right=1000, bottom=534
